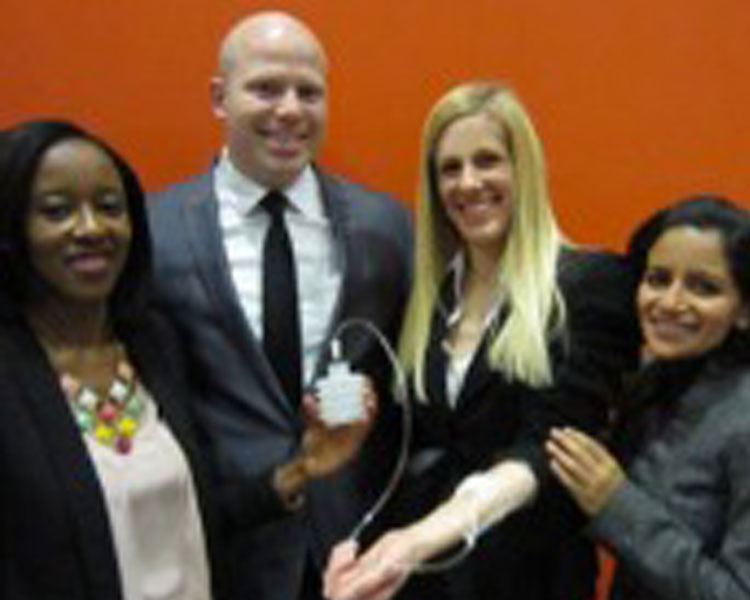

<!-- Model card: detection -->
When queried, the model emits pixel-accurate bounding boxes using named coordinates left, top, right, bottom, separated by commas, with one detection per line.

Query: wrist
left=273, top=457, right=308, bottom=510
left=400, top=519, right=446, bottom=565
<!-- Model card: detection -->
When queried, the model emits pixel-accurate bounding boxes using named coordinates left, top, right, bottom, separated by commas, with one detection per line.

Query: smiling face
left=26, top=138, right=132, bottom=308
left=435, top=113, right=514, bottom=257
left=212, top=15, right=327, bottom=188
left=637, top=225, right=748, bottom=360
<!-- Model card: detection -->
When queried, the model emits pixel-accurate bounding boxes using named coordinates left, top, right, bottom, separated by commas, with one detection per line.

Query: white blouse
left=443, top=253, right=503, bottom=408
left=83, top=386, right=212, bottom=600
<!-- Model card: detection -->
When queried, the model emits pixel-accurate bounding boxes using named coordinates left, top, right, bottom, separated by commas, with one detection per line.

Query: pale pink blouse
left=83, top=386, right=212, bottom=600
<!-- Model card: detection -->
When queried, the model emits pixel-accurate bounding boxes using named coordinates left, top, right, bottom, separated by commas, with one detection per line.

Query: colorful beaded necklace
left=27, top=309, right=144, bottom=455
left=60, top=360, right=144, bottom=454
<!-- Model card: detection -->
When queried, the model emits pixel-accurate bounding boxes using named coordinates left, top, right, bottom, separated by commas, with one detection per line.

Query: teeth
left=460, top=200, right=493, bottom=211
left=649, top=320, right=694, bottom=337
left=266, top=131, right=304, bottom=143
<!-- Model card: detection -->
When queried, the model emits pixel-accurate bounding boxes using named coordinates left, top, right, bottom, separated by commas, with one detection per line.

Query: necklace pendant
left=119, top=416, right=137, bottom=437
left=61, top=358, right=144, bottom=455
left=110, top=378, right=131, bottom=405
left=97, top=402, right=118, bottom=423
left=77, top=386, right=99, bottom=411
left=95, top=422, right=116, bottom=445
left=124, top=394, right=143, bottom=417
left=115, top=435, right=133, bottom=454
left=74, top=408, right=95, bottom=432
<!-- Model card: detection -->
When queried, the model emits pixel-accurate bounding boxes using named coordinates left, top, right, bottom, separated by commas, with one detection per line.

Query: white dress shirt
left=214, top=152, right=342, bottom=386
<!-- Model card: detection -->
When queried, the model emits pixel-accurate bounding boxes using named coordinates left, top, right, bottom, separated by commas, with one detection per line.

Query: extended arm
left=323, top=460, right=536, bottom=600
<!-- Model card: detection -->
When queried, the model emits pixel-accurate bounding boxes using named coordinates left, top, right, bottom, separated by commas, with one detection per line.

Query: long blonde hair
left=398, top=82, right=566, bottom=400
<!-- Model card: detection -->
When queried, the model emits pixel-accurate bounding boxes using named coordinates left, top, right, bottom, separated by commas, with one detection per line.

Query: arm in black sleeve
left=506, top=250, right=641, bottom=486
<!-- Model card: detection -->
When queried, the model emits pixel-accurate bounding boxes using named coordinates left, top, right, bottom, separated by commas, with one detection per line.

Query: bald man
left=148, top=12, right=412, bottom=600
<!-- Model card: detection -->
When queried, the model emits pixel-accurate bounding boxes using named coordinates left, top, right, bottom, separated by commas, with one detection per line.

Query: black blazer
left=0, top=308, right=229, bottom=600
left=147, top=166, right=413, bottom=600
left=387, top=250, right=641, bottom=600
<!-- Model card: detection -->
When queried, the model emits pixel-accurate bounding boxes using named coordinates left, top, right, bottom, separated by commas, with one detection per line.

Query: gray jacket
left=147, top=166, right=412, bottom=600
left=591, top=359, right=750, bottom=600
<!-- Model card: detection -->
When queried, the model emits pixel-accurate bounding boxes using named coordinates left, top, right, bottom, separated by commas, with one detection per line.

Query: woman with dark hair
left=0, top=121, right=151, bottom=320
left=547, top=196, right=750, bottom=600
left=0, top=120, right=227, bottom=600
left=0, top=120, right=373, bottom=600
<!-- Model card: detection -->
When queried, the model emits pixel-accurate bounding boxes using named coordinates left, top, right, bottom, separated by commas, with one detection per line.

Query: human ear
left=735, top=306, right=750, bottom=331
left=210, top=76, right=227, bottom=120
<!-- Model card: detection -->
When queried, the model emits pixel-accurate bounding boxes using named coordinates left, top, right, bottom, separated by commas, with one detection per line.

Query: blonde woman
left=324, top=82, right=640, bottom=600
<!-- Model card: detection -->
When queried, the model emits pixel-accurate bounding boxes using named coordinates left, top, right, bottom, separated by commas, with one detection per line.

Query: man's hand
left=273, top=378, right=378, bottom=507
left=300, top=377, right=377, bottom=477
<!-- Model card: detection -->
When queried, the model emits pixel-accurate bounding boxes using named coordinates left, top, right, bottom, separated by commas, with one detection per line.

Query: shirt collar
left=445, top=253, right=467, bottom=327
left=444, top=252, right=504, bottom=329
left=215, top=149, right=325, bottom=220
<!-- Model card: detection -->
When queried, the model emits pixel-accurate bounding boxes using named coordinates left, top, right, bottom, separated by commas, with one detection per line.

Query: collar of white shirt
left=214, top=150, right=325, bottom=221
left=444, top=252, right=504, bottom=329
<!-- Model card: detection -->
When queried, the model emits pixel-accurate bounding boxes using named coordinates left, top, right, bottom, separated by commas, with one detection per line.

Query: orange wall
left=3, top=0, right=750, bottom=248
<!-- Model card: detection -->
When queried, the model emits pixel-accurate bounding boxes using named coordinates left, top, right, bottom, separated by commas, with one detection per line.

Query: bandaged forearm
left=399, top=460, right=538, bottom=566
left=452, top=460, right=538, bottom=539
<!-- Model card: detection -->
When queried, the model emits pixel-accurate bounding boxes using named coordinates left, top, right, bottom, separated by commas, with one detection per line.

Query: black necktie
left=261, top=191, right=302, bottom=405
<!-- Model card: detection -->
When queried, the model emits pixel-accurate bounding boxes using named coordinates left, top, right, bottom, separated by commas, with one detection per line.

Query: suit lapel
left=425, top=304, right=450, bottom=410
left=180, top=175, right=293, bottom=415
left=425, top=276, right=498, bottom=413
left=312, top=170, right=351, bottom=376
left=454, top=339, right=497, bottom=411
left=4, top=321, right=122, bottom=597
left=181, top=177, right=252, bottom=345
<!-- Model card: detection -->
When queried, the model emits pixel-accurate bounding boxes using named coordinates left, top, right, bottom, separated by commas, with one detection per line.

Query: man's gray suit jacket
left=147, top=166, right=412, bottom=600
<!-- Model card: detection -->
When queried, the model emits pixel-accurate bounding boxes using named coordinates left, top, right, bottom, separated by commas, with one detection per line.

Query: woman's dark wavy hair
left=627, top=194, right=750, bottom=360
left=0, top=120, right=152, bottom=327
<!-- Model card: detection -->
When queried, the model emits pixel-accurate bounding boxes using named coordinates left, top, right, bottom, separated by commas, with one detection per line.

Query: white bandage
left=453, top=461, right=538, bottom=538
